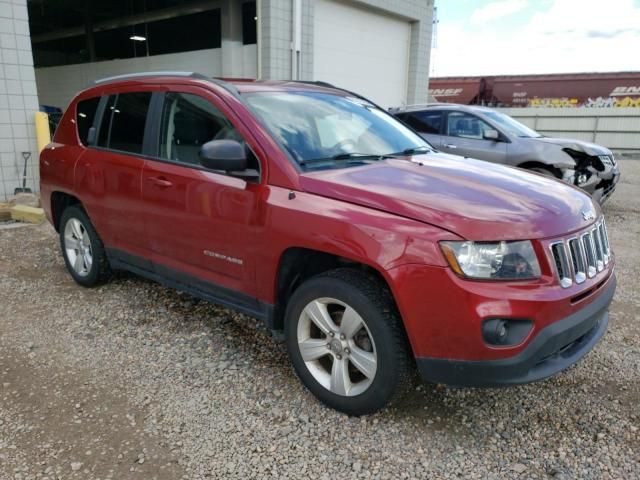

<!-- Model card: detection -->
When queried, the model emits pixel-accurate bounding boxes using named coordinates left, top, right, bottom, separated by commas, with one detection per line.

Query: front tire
left=59, top=205, right=111, bottom=287
left=285, top=269, right=412, bottom=415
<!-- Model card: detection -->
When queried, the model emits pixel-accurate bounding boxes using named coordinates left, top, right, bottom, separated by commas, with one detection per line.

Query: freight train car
left=428, top=72, right=640, bottom=108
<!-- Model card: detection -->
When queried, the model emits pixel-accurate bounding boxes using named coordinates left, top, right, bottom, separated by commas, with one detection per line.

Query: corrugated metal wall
left=498, top=107, right=640, bottom=155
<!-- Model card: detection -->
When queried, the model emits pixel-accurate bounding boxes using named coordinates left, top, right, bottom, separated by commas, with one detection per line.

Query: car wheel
left=59, top=205, right=111, bottom=287
left=285, top=269, right=412, bottom=415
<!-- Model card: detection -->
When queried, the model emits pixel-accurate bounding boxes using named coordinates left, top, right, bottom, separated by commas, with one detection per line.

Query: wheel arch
left=50, top=191, right=83, bottom=232
left=271, top=247, right=397, bottom=332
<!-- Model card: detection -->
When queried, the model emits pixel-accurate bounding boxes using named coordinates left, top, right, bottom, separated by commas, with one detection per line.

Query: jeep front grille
left=550, top=219, right=611, bottom=288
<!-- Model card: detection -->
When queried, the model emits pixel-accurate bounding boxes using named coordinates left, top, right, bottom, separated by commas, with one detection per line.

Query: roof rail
left=210, top=77, right=241, bottom=98
left=406, top=102, right=441, bottom=108
left=388, top=102, right=451, bottom=113
left=92, top=71, right=241, bottom=99
left=294, top=80, right=337, bottom=89
left=93, top=71, right=209, bottom=84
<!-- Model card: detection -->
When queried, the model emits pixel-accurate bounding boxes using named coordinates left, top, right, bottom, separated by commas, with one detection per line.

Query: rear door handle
left=443, top=143, right=457, bottom=149
left=147, top=176, right=173, bottom=188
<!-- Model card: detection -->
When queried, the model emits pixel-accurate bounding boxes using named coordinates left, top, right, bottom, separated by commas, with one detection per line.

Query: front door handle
left=443, top=143, right=458, bottom=149
left=147, top=176, right=173, bottom=188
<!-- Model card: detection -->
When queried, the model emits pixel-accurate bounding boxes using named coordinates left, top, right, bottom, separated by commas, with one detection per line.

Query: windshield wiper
left=300, top=153, right=386, bottom=166
left=299, top=147, right=433, bottom=167
left=331, top=152, right=386, bottom=160
left=391, top=146, right=433, bottom=156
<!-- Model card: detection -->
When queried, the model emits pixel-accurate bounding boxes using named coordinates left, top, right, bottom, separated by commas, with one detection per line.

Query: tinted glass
left=97, top=95, right=117, bottom=147
left=446, top=112, right=493, bottom=140
left=158, top=92, right=242, bottom=166
left=76, top=97, right=100, bottom=145
left=242, top=1, right=257, bottom=45
left=245, top=92, right=428, bottom=167
left=99, top=93, right=152, bottom=154
left=402, top=111, right=442, bottom=134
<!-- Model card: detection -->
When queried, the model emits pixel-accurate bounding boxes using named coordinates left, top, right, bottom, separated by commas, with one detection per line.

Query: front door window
left=446, top=112, right=493, bottom=140
left=158, top=92, right=243, bottom=166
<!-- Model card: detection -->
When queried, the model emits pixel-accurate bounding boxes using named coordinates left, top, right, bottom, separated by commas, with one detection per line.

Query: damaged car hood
left=532, top=137, right=612, bottom=156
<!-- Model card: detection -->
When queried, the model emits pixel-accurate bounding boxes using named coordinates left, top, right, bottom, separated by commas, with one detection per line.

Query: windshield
left=244, top=92, right=431, bottom=168
left=482, top=110, right=542, bottom=138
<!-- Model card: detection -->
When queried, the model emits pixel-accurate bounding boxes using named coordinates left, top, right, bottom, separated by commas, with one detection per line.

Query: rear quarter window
left=98, top=92, right=152, bottom=154
left=76, top=97, right=101, bottom=145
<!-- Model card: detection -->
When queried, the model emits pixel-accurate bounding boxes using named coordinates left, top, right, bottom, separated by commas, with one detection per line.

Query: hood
left=299, top=153, right=598, bottom=241
left=533, top=137, right=612, bottom=156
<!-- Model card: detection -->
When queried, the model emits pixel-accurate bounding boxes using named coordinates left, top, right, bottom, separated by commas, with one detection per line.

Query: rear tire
left=285, top=269, right=412, bottom=415
left=59, top=205, right=111, bottom=287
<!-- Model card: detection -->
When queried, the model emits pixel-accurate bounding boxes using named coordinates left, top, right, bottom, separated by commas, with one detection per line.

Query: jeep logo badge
left=582, top=210, right=596, bottom=221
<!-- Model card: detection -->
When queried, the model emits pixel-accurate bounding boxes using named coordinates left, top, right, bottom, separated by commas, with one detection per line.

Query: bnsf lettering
left=610, top=86, right=640, bottom=96
left=429, top=88, right=463, bottom=97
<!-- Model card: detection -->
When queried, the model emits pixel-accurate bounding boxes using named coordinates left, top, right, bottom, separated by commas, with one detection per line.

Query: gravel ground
left=1, top=161, right=638, bottom=480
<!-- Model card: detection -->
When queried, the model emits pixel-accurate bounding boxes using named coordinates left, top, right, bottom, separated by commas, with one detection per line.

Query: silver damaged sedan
left=392, top=104, right=620, bottom=203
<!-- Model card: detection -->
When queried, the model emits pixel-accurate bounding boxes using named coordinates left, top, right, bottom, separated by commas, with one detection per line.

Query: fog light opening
left=496, top=320, right=508, bottom=342
left=482, top=318, right=533, bottom=347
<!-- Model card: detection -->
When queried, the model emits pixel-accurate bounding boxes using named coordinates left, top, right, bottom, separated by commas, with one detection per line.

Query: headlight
left=598, top=154, right=614, bottom=167
left=440, top=240, right=541, bottom=280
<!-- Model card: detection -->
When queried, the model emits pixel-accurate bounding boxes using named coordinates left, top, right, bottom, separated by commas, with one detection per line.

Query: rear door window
left=76, top=97, right=100, bottom=145
left=400, top=111, right=442, bottom=134
left=98, top=92, right=152, bottom=154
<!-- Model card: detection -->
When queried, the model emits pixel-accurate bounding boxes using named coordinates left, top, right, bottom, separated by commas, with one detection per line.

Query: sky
left=430, top=0, right=640, bottom=77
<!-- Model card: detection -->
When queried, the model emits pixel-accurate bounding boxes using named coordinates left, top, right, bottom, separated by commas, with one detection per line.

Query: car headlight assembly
left=440, top=240, right=541, bottom=280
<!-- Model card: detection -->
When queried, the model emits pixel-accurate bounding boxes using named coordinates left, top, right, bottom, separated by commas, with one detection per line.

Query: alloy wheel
left=297, top=297, right=377, bottom=397
left=64, top=218, right=93, bottom=277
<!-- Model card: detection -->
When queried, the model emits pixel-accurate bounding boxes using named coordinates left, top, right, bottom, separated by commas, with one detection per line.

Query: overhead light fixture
left=130, top=35, right=147, bottom=42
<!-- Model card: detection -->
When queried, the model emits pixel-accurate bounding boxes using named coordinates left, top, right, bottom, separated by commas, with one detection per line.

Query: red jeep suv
left=40, top=72, right=616, bottom=415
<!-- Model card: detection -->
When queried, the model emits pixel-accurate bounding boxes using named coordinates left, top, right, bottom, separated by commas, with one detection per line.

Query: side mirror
left=199, top=140, right=247, bottom=171
left=483, top=129, right=500, bottom=141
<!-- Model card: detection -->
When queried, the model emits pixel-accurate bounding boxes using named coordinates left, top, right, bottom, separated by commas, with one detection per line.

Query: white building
left=0, top=0, right=434, bottom=200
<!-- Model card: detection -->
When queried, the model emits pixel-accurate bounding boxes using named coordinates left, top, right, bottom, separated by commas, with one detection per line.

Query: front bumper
left=581, top=164, right=620, bottom=204
left=415, top=274, right=615, bottom=387
left=592, top=166, right=620, bottom=204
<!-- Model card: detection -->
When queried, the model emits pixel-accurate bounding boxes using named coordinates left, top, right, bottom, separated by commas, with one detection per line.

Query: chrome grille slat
left=592, top=227, right=604, bottom=272
left=598, top=223, right=609, bottom=265
left=550, top=242, right=572, bottom=288
left=602, top=220, right=611, bottom=253
left=582, top=232, right=597, bottom=278
left=551, top=218, right=611, bottom=288
left=567, top=238, right=586, bottom=284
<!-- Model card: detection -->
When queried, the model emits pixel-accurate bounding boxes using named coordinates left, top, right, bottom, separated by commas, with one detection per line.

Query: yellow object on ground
left=10, top=205, right=45, bottom=224
left=35, top=111, right=51, bottom=152
left=0, top=203, right=10, bottom=221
